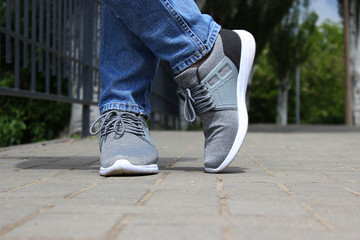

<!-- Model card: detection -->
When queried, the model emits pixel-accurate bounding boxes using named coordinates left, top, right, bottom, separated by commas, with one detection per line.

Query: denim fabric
left=99, top=0, right=221, bottom=117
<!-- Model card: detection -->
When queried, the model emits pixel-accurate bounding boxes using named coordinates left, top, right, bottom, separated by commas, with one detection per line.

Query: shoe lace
left=177, top=83, right=215, bottom=122
left=89, top=110, right=145, bottom=139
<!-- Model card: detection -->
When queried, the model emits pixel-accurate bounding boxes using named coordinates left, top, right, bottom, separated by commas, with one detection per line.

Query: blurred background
left=0, top=0, right=359, bottom=147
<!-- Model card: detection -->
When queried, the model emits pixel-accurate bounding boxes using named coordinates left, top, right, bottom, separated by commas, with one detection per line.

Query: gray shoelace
left=89, top=110, right=145, bottom=139
left=177, top=83, right=215, bottom=122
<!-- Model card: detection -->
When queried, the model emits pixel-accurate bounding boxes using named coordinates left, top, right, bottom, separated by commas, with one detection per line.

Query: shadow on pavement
left=169, top=166, right=247, bottom=174
left=9, top=156, right=247, bottom=174
left=158, top=157, right=247, bottom=174
left=9, top=156, right=100, bottom=170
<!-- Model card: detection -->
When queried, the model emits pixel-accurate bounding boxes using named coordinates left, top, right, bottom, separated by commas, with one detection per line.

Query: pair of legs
left=90, top=0, right=256, bottom=176
left=99, top=0, right=220, bottom=116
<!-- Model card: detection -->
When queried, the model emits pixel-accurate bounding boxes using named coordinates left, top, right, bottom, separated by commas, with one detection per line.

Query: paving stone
left=0, top=129, right=359, bottom=239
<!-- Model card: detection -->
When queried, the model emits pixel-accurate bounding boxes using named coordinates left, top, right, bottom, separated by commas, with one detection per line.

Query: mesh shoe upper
left=90, top=110, right=158, bottom=168
left=175, top=29, right=255, bottom=171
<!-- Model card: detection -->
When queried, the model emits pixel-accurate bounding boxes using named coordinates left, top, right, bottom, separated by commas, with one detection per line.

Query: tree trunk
left=349, top=0, right=360, bottom=125
left=276, top=73, right=290, bottom=126
left=246, top=64, right=257, bottom=110
left=352, top=59, right=360, bottom=126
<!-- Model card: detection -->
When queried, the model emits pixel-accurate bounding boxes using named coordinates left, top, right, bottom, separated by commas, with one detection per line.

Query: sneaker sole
left=99, top=159, right=159, bottom=176
left=205, top=30, right=256, bottom=173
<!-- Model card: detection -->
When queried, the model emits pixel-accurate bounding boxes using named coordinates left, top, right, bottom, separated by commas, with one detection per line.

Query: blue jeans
left=99, top=0, right=221, bottom=117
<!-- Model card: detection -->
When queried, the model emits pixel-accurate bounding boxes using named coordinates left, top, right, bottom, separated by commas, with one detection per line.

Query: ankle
left=188, top=52, right=210, bottom=69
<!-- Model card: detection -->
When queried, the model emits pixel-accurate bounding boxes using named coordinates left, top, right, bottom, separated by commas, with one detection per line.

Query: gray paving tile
left=0, top=130, right=359, bottom=239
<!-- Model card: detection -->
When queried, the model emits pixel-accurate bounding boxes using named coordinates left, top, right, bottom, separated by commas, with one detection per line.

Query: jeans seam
left=100, top=102, right=149, bottom=116
left=207, top=22, right=218, bottom=50
left=172, top=22, right=221, bottom=74
left=161, top=0, right=206, bottom=52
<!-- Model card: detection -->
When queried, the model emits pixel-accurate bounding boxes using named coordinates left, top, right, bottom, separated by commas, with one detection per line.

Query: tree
left=248, top=47, right=278, bottom=123
left=338, top=0, right=360, bottom=126
left=249, top=21, right=345, bottom=125
left=267, top=0, right=317, bottom=125
left=202, top=0, right=296, bottom=107
left=300, top=21, right=345, bottom=124
left=203, top=0, right=295, bottom=60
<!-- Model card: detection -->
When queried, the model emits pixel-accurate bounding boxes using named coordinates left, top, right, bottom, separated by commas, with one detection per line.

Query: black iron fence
left=0, top=0, right=179, bottom=137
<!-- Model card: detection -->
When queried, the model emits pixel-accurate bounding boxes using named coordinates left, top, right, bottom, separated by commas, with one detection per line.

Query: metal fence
left=0, top=0, right=179, bottom=136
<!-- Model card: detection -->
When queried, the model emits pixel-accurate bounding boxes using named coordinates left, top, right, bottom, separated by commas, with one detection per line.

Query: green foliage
left=250, top=21, right=345, bottom=124
left=265, top=0, right=318, bottom=124
left=300, top=21, right=345, bottom=124
left=268, top=0, right=318, bottom=80
left=0, top=96, right=70, bottom=147
left=249, top=49, right=278, bottom=123
left=0, top=2, right=71, bottom=147
left=0, top=66, right=71, bottom=147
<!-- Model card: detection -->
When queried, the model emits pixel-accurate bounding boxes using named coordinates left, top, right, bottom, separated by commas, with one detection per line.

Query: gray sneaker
left=175, top=29, right=255, bottom=173
left=89, top=110, right=158, bottom=176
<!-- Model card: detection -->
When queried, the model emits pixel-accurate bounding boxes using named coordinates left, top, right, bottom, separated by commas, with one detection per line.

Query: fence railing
left=0, top=0, right=179, bottom=136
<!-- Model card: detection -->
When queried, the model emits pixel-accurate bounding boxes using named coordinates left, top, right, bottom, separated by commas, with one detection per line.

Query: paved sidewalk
left=0, top=130, right=359, bottom=239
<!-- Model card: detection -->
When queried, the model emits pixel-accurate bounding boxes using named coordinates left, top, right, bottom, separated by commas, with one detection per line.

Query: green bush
left=0, top=96, right=70, bottom=147
left=0, top=68, right=70, bottom=147
left=0, top=3, right=71, bottom=147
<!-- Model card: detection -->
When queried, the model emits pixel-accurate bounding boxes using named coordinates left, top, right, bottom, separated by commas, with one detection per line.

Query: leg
left=92, top=0, right=222, bottom=176
left=91, top=5, right=159, bottom=176
left=103, top=0, right=255, bottom=173
left=92, top=0, right=256, bottom=175
left=102, top=0, right=221, bottom=74
left=99, top=4, right=159, bottom=117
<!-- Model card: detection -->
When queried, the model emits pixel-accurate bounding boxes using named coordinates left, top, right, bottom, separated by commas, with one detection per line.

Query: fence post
left=81, top=1, right=95, bottom=137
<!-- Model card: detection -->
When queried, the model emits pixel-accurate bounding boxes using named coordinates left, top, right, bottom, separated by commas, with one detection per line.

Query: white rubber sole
left=99, top=159, right=159, bottom=176
left=205, top=30, right=256, bottom=173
